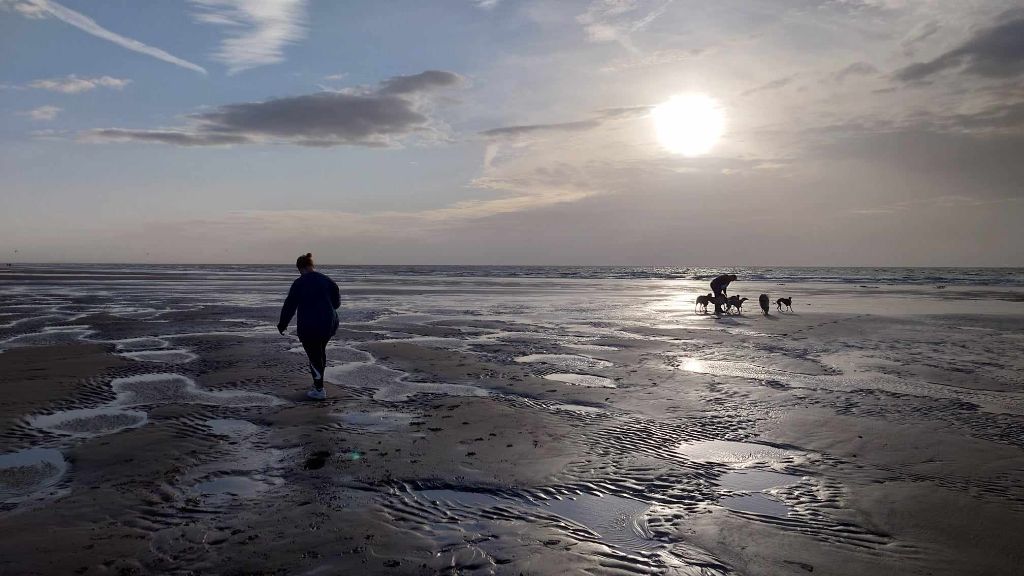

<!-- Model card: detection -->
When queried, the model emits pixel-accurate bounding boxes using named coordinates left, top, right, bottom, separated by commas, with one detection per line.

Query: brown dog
left=695, top=293, right=714, bottom=313
left=726, top=295, right=748, bottom=314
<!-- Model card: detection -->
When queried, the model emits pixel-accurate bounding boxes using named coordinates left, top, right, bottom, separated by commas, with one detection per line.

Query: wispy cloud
left=189, top=0, right=307, bottom=73
left=21, top=105, right=62, bottom=121
left=833, top=62, right=878, bottom=83
left=577, top=0, right=674, bottom=50
left=600, top=47, right=704, bottom=72
left=27, top=74, right=131, bottom=94
left=470, top=0, right=500, bottom=9
left=2, top=0, right=206, bottom=74
left=83, top=70, right=465, bottom=147
left=481, top=106, right=651, bottom=139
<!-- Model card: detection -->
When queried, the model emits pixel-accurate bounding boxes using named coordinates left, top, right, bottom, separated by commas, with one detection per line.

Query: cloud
left=189, top=0, right=307, bottom=73
left=895, top=10, right=1024, bottom=82
left=834, top=62, right=878, bottom=83
left=83, top=70, right=464, bottom=147
left=2, top=0, right=206, bottom=74
left=377, top=70, right=464, bottom=95
left=21, top=105, right=62, bottom=121
left=481, top=105, right=651, bottom=139
left=900, top=19, right=940, bottom=56
left=82, top=129, right=249, bottom=146
left=27, top=74, right=130, bottom=93
left=577, top=0, right=674, bottom=49
left=600, top=48, right=704, bottom=72
left=741, top=74, right=798, bottom=97
left=481, top=119, right=602, bottom=138
left=470, top=0, right=500, bottom=9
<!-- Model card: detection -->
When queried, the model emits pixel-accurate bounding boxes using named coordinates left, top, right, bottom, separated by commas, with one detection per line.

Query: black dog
left=759, top=294, right=770, bottom=316
left=776, top=297, right=793, bottom=312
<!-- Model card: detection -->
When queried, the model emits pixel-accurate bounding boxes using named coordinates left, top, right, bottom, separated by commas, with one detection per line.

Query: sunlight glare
left=652, top=94, right=725, bottom=157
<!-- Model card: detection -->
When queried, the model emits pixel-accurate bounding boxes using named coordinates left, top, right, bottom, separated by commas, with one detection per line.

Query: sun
left=652, top=94, right=725, bottom=156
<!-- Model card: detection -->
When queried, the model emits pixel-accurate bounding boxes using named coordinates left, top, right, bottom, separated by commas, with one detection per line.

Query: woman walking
left=277, top=253, right=341, bottom=400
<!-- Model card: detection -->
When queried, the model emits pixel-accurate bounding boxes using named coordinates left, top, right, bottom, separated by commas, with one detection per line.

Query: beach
left=1, top=265, right=1022, bottom=575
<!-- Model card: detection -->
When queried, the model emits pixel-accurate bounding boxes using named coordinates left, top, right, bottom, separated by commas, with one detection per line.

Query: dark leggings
left=300, top=338, right=329, bottom=390
left=712, top=287, right=725, bottom=315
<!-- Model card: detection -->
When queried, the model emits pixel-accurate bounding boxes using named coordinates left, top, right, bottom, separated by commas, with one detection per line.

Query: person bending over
left=278, top=253, right=340, bottom=400
left=709, top=273, right=737, bottom=316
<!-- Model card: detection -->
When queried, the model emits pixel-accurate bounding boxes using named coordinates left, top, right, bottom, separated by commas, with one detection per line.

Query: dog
left=759, top=294, right=770, bottom=316
left=776, top=297, right=793, bottom=312
left=726, top=295, right=748, bottom=314
left=694, top=293, right=714, bottom=314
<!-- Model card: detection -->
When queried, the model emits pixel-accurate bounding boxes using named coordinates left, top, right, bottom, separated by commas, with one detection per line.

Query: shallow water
left=514, top=354, right=613, bottom=369
left=0, top=448, right=67, bottom=502
left=676, top=440, right=802, bottom=465
left=29, top=407, right=148, bottom=437
left=119, top=349, right=197, bottom=364
left=112, top=373, right=282, bottom=407
left=543, top=373, right=616, bottom=388
left=418, top=490, right=657, bottom=552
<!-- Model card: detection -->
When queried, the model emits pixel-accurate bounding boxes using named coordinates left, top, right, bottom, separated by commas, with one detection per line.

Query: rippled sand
left=0, top=266, right=1021, bottom=575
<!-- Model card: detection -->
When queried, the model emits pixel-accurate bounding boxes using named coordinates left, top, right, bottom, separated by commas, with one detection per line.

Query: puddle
left=678, top=359, right=783, bottom=380
left=418, top=490, right=656, bottom=552
left=325, top=363, right=489, bottom=402
left=111, top=337, right=169, bottom=352
left=718, top=470, right=802, bottom=491
left=515, top=354, right=613, bottom=369
left=563, top=343, right=620, bottom=352
left=119, top=349, right=197, bottom=364
left=29, top=407, right=148, bottom=437
left=0, top=448, right=67, bottom=502
left=719, top=494, right=790, bottom=517
left=205, top=419, right=263, bottom=437
left=676, top=440, right=802, bottom=465
left=0, top=326, right=94, bottom=349
left=333, top=410, right=416, bottom=431
left=112, top=373, right=282, bottom=407
left=543, top=373, right=616, bottom=388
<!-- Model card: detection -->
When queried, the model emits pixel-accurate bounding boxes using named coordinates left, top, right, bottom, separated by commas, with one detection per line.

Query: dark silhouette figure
left=776, top=297, right=793, bottom=312
left=709, top=274, right=737, bottom=315
left=759, top=294, right=770, bottom=316
left=278, top=253, right=341, bottom=400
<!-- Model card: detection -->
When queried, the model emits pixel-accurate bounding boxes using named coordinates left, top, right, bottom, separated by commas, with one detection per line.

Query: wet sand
left=1, top=266, right=1022, bottom=574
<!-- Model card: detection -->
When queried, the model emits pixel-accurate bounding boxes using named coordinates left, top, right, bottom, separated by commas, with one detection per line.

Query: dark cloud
left=190, top=92, right=428, bottom=145
left=834, top=62, right=878, bottom=83
left=895, top=11, right=1024, bottom=82
left=377, top=70, right=464, bottom=95
left=85, top=129, right=249, bottom=146
left=83, top=70, right=462, bottom=147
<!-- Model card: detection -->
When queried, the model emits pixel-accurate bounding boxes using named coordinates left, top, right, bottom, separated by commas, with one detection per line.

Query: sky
left=1, top=0, right=1022, bottom=266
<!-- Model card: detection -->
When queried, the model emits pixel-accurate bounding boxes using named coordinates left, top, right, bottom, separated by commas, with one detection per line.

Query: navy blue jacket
left=278, top=271, right=341, bottom=341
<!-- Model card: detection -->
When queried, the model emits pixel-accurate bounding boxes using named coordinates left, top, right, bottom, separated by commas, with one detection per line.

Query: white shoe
left=306, top=388, right=326, bottom=400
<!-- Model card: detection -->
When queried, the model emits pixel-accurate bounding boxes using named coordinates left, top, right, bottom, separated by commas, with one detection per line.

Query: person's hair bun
left=296, top=252, right=315, bottom=270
